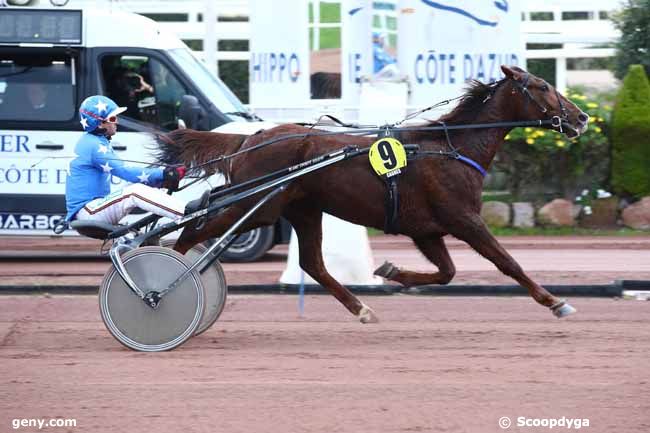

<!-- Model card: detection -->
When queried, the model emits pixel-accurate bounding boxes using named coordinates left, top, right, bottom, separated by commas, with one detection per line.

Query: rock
left=537, top=199, right=575, bottom=226
left=512, top=202, right=535, bottom=228
left=622, top=197, right=650, bottom=230
left=580, top=196, right=619, bottom=228
left=481, top=201, right=510, bottom=227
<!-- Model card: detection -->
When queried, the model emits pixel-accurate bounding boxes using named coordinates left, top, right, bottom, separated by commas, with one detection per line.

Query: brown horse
left=157, top=65, right=589, bottom=322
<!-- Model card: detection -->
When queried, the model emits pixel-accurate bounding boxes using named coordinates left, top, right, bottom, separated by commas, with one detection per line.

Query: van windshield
left=168, top=48, right=247, bottom=118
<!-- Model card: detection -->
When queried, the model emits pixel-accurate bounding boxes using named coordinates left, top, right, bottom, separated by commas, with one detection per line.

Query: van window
left=101, top=54, right=190, bottom=130
left=0, top=55, right=75, bottom=122
left=167, top=48, right=247, bottom=116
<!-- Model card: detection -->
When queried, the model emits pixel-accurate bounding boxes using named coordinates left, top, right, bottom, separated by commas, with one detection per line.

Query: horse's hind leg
left=375, top=236, right=456, bottom=286
left=451, top=214, right=576, bottom=318
left=174, top=190, right=292, bottom=254
left=285, top=204, right=379, bottom=323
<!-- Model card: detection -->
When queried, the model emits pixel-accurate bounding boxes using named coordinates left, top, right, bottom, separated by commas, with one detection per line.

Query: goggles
left=80, top=109, right=118, bottom=123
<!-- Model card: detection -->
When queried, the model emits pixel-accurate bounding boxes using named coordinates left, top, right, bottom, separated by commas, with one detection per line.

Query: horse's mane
left=397, top=79, right=504, bottom=143
left=438, top=79, right=503, bottom=124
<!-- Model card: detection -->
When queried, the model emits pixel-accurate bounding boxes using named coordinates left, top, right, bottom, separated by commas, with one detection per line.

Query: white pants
left=75, top=183, right=185, bottom=225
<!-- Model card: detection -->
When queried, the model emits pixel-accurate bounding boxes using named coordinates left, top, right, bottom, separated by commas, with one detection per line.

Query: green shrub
left=493, top=88, right=611, bottom=201
left=610, top=65, right=650, bottom=199
left=612, top=0, right=650, bottom=80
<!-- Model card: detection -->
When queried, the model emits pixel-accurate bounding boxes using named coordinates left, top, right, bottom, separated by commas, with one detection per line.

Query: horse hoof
left=358, top=305, right=379, bottom=324
left=551, top=301, right=577, bottom=318
left=374, top=261, right=398, bottom=279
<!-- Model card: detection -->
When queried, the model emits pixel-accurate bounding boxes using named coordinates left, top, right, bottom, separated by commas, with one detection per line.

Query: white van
left=0, top=7, right=289, bottom=261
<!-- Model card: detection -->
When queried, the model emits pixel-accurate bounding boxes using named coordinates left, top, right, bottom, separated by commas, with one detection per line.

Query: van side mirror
left=178, top=95, right=205, bottom=130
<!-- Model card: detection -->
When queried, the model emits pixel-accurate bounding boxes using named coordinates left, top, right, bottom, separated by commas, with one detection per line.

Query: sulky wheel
left=161, top=240, right=228, bottom=335
left=99, top=246, right=205, bottom=352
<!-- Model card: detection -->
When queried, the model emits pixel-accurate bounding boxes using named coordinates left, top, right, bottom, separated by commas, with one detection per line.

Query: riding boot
left=184, top=190, right=210, bottom=215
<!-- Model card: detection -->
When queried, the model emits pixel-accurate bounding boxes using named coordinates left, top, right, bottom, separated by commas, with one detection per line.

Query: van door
left=0, top=48, right=80, bottom=234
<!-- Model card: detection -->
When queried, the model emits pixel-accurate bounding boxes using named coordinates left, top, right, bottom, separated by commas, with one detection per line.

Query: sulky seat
left=70, top=220, right=124, bottom=240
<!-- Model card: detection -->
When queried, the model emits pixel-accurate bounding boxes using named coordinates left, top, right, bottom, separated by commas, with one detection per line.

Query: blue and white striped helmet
left=78, top=95, right=126, bottom=132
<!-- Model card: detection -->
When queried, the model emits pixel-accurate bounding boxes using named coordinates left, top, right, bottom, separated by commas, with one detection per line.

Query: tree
left=612, top=0, right=650, bottom=80
left=610, top=65, right=650, bottom=199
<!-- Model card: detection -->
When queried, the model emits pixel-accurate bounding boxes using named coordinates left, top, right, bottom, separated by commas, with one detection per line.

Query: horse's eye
left=541, top=84, right=549, bottom=92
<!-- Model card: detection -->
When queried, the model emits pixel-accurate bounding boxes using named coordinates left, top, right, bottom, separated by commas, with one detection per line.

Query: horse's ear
left=501, top=65, right=523, bottom=81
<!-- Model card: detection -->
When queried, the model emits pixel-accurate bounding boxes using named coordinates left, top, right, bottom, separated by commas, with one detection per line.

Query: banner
left=398, top=0, right=525, bottom=107
left=249, top=0, right=310, bottom=107
left=341, top=0, right=373, bottom=106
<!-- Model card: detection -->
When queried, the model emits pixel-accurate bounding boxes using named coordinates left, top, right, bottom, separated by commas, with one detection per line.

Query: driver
left=64, top=95, right=209, bottom=225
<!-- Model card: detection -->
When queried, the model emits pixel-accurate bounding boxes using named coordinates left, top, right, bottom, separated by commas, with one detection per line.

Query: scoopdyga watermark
left=499, top=416, right=590, bottom=429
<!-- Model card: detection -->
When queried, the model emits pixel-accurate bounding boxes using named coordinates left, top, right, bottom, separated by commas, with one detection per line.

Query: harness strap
left=433, top=120, right=486, bottom=176
left=455, top=154, right=487, bottom=177
left=297, top=114, right=361, bottom=129
left=414, top=149, right=487, bottom=177
left=517, top=73, right=548, bottom=114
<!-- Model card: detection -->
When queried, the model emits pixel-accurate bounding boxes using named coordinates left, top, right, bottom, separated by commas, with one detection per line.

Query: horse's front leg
left=449, top=214, right=576, bottom=318
left=285, top=202, right=379, bottom=323
left=374, top=236, right=456, bottom=286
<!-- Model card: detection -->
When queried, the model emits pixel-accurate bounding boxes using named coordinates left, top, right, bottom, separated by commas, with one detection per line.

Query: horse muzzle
left=558, top=111, right=589, bottom=139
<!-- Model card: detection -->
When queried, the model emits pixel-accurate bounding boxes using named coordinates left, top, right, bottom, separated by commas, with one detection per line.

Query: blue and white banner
left=398, top=0, right=525, bottom=107
left=249, top=0, right=310, bottom=106
left=341, top=0, right=373, bottom=105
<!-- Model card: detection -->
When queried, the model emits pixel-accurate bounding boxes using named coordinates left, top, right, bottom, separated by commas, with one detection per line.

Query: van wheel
left=214, top=226, right=275, bottom=263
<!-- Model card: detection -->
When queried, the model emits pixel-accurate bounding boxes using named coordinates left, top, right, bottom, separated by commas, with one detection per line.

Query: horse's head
left=500, top=65, right=589, bottom=138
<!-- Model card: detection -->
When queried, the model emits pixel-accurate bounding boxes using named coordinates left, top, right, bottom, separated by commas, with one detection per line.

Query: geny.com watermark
left=11, top=418, right=77, bottom=430
left=499, top=416, right=590, bottom=429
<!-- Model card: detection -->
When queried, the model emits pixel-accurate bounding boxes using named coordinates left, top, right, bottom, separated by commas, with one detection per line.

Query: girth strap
left=384, top=176, right=400, bottom=234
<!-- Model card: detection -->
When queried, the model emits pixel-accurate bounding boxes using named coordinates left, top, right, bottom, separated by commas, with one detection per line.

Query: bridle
left=510, top=72, right=569, bottom=133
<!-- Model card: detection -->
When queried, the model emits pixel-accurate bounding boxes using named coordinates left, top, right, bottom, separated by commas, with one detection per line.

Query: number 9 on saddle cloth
left=369, top=136, right=408, bottom=234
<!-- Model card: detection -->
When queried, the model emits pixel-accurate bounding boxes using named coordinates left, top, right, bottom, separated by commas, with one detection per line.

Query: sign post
left=341, top=0, right=373, bottom=108
left=249, top=0, right=310, bottom=108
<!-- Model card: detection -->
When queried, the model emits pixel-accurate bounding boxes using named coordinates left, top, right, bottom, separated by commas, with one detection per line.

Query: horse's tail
left=154, top=129, right=246, bottom=173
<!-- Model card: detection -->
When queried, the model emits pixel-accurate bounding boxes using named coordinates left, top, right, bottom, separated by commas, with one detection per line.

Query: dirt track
left=2, top=235, right=650, bottom=286
left=1, top=295, right=649, bottom=433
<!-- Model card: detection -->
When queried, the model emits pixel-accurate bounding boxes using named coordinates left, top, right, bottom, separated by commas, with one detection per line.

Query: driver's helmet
left=78, top=95, right=127, bottom=132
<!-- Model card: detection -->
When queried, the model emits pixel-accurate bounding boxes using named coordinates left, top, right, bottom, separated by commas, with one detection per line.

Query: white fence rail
left=58, top=2, right=624, bottom=52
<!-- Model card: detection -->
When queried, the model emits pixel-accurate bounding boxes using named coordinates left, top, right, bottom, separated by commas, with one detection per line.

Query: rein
left=189, top=118, right=557, bottom=173
left=190, top=75, right=572, bottom=174
left=234, top=74, right=569, bottom=177
left=40, top=75, right=572, bottom=183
